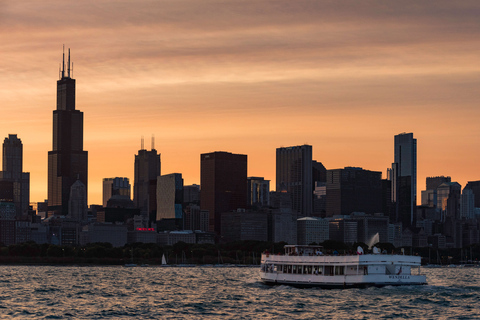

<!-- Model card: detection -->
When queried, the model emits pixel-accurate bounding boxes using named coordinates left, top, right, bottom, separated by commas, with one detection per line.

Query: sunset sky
left=1, top=0, right=479, bottom=205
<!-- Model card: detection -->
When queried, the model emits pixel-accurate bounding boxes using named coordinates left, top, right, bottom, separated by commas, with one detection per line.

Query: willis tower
left=48, top=48, right=88, bottom=216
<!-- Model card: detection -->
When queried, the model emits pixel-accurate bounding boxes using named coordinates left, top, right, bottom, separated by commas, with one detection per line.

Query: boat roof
left=285, top=245, right=324, bottom=249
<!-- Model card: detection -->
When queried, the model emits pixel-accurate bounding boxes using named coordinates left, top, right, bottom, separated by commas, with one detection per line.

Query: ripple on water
left=0, top=266, right=478, bottom=318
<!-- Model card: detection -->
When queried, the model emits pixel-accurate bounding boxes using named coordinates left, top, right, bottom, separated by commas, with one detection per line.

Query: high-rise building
left=48, top=49, right=88, bottom=216
left=461, top=187, right=475, bottom=220
left=247, top=177, right=270, bottom=208
left=133, top=141, right=160, bottom=221
left=392, top=133, right=417, bottom=227
left=465, top=180, right=480, bottom=208
left=276, top=145, right=313, bottom=216
left=421, top=176, right=451, bottom=208
left=200, top=151, right=247, bottom=234
left=183, top=184, right=200, bottom=206
left=156, top=173, right=183, bottom=221
left=68, top=179, right=87, bottom=222
left=0, top=134, right=30, bottom=219
left=103, top=177, right=131, bottom=207
left=326, top=167, right=382, bottom=217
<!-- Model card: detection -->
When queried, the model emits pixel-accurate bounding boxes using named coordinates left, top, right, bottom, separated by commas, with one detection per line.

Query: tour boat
left=260, top=245, right=427, bottom=288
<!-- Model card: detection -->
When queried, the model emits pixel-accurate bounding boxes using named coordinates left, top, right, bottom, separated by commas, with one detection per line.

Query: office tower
left=297, top=217, right=329, bottom=245
left=392, top=133, right=416, bottom=227
left=68, top=179, right=87, bottom=221
left=133, top=140, right=160, bottom=221
left=465, top=181, right=480, bottom=208
left=421, top=176, right=451, bottom=207
left=312, top=160, right=327, bottom=183
left=103, top=177, right=131, bottom=207
left=200, top=151, right=247, bottom=234
left=437, top=182, right=461, bottom=221
left=313, top=182, right=327, bottom=216
left=183, top=184, right=200, bottom=205
left=247, top=177, right=270, bottom=208
left=156, top=173, right=183, bottom=221
left=326, top=167, right=382, bottom=217
left=0, top=134, right=30, bottom=219
left=276, top=145, right=313, bottom=216
left=183, top=205, right=209, bottom=231
left=48, top=49, right=88, bottom=216
left=461, top=187, right=475, bottom=220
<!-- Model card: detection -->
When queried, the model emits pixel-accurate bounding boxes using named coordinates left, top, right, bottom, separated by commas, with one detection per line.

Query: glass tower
left=392, top=133, right=417, bottom=227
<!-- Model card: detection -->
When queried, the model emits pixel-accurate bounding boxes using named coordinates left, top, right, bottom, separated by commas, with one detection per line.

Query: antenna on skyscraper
left=67, top=48, right=71, bottom=78
left=141, top=136, right=144, bottom=150
left=152, top=134, right=155, bottom=150
left=71, top=62, right=74, bottom=78
left=62, top=45, right=65, bottom=79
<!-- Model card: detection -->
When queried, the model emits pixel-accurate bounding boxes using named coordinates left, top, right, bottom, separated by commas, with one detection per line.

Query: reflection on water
left=0, top=266, right=479, bottom=319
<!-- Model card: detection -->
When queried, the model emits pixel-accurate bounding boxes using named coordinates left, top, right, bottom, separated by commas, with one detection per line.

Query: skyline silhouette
left=1, top=1, right=479, bottom=205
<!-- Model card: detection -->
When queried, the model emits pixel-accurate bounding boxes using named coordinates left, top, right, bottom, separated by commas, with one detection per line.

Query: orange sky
left=1, top=0, right=479, bottom=205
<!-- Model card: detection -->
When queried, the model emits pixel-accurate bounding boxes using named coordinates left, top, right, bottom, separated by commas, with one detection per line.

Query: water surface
left=0, top=266, right=478, bottom=319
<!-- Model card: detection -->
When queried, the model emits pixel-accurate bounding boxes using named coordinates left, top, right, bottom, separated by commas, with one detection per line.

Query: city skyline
left=1, top=1, right=479, bottom=205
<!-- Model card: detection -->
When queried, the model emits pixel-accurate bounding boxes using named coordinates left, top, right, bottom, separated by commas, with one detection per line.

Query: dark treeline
left=1, top=241, right=479, bottom=265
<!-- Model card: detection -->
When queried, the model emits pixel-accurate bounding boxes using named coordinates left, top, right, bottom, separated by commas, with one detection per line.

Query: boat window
left=325, top=266, right=334, bottom=276
left=335, top=266, right=345, bottom=275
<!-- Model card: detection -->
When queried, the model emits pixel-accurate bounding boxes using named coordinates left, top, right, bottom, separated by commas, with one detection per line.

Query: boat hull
left=260, top=273, right=427, bottom=289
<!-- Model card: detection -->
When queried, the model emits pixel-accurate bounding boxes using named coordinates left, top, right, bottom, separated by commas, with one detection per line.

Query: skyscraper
left=156, top=173, right=183, bottom=221
left=247, top=177, right=270, bottom=208
left=326, top=167, right=382, bottom=217
left=0, top=134, right=30, bottom=219
left=200, top=151, right=247, bottom=234
left=133, top=140, right=160, bottom=221
left=276, top=145, right=312, bottom=216
left=48, top=48, right=88, bottom=216
left=103, top=177, right=131, bottom=207
left=392, top=133, right=416, bottom=227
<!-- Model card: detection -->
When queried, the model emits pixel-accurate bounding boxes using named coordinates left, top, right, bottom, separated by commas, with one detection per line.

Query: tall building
left=68, top=179, right=87, bottom=222
left=392, top=133, right=417, bottom=227
left=200, top=151, right=247, bottom=234
left=103, top=177, right=131, bottom=207
left=461, top=187, right=475, bottom=220
left=326, top=167, right=382, bottom=217
left=0, top=134, right=30, bottom=219
left=48, top=49, right=88, bottom=216
left=133, top=140, right=160, bottom=221
left=156, top=173, right=183, bottom=221
left=276, top=145, right=313, bottom=216
left=247, top=177, right=270, bottom=208
left=421, top=176, right=451, bottom=208
left=465, top=180, right=480, bottom=208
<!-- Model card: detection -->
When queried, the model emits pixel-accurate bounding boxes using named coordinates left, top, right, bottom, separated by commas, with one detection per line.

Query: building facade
left=133, top=146, right=160, bottom=221
left=0, top=134, right=30, bottom=219
left=156, top=173, right=183, bottom=221
left=247, top=177, right=270, bottom=208
left=200, top=151, right=247, bottom=234
left=392, top=132, right=417, bottom=227
left=276, top=145, right=313, bottom=216
left=326, top=167, right=382, bottom=217
left=48, top=49, right=88, bottom=216
left=103, top=177, right=131, bottom=207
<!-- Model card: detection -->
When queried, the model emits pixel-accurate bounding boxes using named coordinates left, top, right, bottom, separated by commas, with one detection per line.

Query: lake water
left=0, top=265, right=479, bottom=319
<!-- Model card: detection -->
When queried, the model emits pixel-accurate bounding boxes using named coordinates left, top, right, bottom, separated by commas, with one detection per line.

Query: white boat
left=260, top=245, right=427, bottom=288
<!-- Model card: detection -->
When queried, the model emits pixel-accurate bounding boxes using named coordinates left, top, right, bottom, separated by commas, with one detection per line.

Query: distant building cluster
left=1, top=50, right=480, bottom=250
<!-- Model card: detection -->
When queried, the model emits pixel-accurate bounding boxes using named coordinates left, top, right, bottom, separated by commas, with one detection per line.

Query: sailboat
left=161, top=254, right=167, bottom=266
left=124, top=249, right=137, bottom=267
